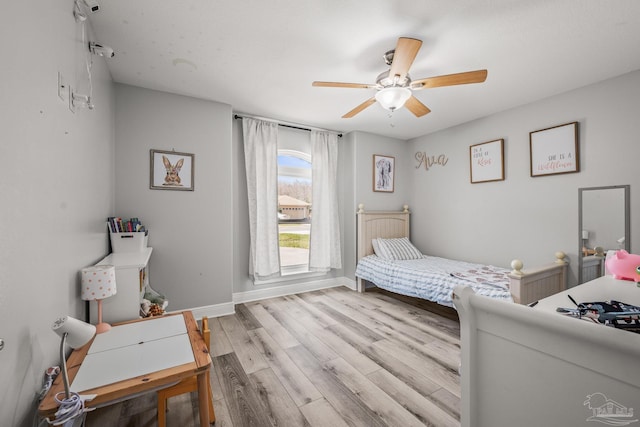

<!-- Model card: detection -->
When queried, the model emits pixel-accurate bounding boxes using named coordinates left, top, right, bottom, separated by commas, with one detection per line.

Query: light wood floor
left=85, top=286, right=461, bottom=426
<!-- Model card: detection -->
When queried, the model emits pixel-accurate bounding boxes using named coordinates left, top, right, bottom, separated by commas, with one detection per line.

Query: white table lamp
left=81, top=265, right=117, bottom=333
left=51, top=316, right=96, bottom=399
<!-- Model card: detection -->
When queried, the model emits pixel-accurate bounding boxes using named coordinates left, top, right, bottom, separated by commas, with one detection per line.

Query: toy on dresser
left=605, top=250, right=640, bottom=283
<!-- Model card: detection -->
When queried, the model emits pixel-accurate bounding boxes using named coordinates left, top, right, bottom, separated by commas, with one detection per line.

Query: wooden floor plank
left=327, top=323, right=444, bottom=398
left=286, top=346, right=387, bottom=427
left=304, top=299, right=387, bottom=344
left=247, top=328, right=323, bottom=406
left=322, top=286, right=384, bottom=311
left=210, top=397, right=234, bottom=427
left=164, top=391, right=199, bottom=426
left=430, top=388, right=461, bottom=421
left=300, top=398, right=352, bottom=427
left=250, top=367, right=311, bottom=426
left=373, top=339, right=461, bottom=398
left=246, top=301, right=300, bottom=348
left=369, top=291, right=460, bottom=338
left=276, top=296, right=381, bottom=375
left=367, top=368, right=460, bottom=426
left=210, top=316, right=234, bottom=357
left=260, top=297, right=339, bottom=363
left=323, top=357, right=425, bottom=427
left=219, top=314, right=269, bottom=374
left=323, top=291, right=439, bottom=348
left=284, top=294, right=339, bottom=328
left=214, top=352, right=272, bottom=427
left=235, top=303, right=263, bottom=331
left=365, top=297, right=460, bottom=347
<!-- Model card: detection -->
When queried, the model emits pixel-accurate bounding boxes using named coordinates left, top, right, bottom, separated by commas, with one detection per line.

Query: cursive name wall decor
left=415, top=152, right=449, bottom=171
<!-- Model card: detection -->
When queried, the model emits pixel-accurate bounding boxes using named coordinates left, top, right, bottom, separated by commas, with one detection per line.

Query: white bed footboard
left=507, top=252, right=568, bottom=304
left=453, top=284, right=640, bottom=427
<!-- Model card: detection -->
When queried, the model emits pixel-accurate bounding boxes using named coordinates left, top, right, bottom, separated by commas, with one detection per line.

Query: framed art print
left=150, top=149, right=194, bottom=191
left=373, top=154, right=395, bottom=192
left=470, top=139, right=504, bottom=183
left=530, top=122, right=579, bottom=177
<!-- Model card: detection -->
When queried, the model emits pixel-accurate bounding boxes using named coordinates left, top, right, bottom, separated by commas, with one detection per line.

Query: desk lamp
left=51, top=316, right=96, bottom=399
left=81, top=265, right=117, bottom=333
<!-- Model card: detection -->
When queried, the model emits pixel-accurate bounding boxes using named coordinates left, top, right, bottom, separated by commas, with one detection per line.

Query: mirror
left=578, top=185, right=630, bottom=284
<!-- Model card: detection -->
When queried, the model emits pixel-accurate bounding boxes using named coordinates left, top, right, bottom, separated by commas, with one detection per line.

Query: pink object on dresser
left=605, top=250, right=640, bottom=282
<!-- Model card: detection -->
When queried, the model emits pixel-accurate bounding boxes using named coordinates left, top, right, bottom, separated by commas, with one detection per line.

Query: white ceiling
left=86, top=0, right=640, bottom=140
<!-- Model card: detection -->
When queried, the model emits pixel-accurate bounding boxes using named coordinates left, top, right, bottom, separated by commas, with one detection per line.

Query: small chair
left=157, top=317, right=215, bottom=426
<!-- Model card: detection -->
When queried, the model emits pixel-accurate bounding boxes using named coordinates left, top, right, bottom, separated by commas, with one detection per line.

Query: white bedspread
left=355, top=255, right=513, bottom=307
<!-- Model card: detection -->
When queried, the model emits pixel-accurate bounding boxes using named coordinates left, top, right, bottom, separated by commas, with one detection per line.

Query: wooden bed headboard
left=356, top=204, right=410, bottom=260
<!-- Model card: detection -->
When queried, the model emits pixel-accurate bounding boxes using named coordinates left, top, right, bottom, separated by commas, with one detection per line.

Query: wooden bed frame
left=356, top=206, right=568, bottom=305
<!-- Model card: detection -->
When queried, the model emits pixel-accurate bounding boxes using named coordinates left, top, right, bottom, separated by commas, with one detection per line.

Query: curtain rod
left=234, top=114, right=342, bottom=137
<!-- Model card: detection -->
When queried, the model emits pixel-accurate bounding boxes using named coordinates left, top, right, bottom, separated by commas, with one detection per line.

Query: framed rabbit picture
left=150, top=149, right=194, bottom=191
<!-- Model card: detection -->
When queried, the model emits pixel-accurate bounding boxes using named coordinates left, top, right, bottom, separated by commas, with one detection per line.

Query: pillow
left=375, top=237, right=423, bottom=260
left=371, top=239, right=381, bottom=256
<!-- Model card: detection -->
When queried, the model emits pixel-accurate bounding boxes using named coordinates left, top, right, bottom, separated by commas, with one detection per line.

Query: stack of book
left=107, top=217, right=146, bottom=234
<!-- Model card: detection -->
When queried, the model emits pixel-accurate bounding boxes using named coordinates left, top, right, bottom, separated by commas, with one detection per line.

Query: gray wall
left=352, top=132, right=411, bottom=212
left=114, top=84, right=233, bottom=310
left=408, top=70, right=640, bottom=287
left=0, top=1, right=115, bottom=424
left=340, top=131, right=411, bottom=280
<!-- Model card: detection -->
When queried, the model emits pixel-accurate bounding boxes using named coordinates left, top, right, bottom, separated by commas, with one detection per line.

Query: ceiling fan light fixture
left=375, top=86, right=411, bottom=111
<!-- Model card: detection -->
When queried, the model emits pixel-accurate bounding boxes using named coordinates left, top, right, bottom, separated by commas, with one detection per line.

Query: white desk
left=39, top=311, right=211, bottom=427
left=71, top=315, right=193, bottom=393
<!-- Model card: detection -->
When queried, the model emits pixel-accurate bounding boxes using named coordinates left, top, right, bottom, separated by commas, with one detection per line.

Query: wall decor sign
left=529, top=121, right=579, bottom=177
left=150, top=149, right=194, bottom=191
left=373, top=154, right=395, bottom=192
left=415, top=152, right=449, bottom=171
left=469, top=139, right=504, bottom=183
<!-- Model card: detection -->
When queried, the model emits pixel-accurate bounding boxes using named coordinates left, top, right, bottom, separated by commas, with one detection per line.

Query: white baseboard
left=234, top=276, right=356, bottom=304
left=178, top=276, right=358, bottom=319
left=180, top=302, right=235, bottom=320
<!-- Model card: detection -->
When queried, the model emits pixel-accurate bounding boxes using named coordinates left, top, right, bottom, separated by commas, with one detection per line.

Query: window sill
left=254, top=268, right=327, bottom=286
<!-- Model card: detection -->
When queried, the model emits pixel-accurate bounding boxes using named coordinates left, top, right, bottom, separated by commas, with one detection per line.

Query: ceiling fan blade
left=404, top=96, right=431, bottom=117
left=411, top=69, right=488, bottom=90
left=313, top=81, right=376, bottom=89
left=389, top=37, right=422, bottom=81
left=342, top=97, right=377, bottom=118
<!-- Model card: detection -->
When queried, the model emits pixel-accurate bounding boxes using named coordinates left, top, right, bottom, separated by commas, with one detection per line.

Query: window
left=277, top=149, right=311, bottom=274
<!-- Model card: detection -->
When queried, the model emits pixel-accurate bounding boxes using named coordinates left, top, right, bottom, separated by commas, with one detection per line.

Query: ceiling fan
left=312, top=37, right=487, bottom=118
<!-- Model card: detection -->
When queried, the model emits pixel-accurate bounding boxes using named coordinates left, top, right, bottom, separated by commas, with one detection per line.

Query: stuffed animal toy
left=605, top=250, right=640, bottom=282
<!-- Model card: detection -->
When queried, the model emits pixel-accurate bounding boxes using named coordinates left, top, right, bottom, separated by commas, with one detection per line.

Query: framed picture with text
left=150, top=149, right=195, bottom=191
left=373, top=154, right=395, bottom=192
left=529, top=122, right=579, bottom=177
left=470, top=139, right=504, bottom=184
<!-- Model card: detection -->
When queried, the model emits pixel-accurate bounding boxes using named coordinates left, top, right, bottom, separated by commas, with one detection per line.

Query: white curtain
left=309, top=131, right=342, bottom=271
left=242, top=118, right=281, bottom=279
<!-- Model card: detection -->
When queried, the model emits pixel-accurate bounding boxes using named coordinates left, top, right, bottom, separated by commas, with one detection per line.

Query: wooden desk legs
left=197, top=370, right=211, bottom=426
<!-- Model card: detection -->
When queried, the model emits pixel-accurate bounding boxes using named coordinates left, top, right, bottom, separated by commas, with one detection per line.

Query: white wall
left=114, top=84, right=233, bottom=311
left=0, top=1, right=115, bottom=425
left=408, top=70, right=640, bottom=287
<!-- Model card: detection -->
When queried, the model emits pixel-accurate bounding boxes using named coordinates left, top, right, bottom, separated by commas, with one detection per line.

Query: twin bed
left=354, top=207, right=568, bottom=306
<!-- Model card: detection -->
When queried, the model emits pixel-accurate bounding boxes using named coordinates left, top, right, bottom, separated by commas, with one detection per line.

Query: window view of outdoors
left=278, top=152, right=311, bottom=273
